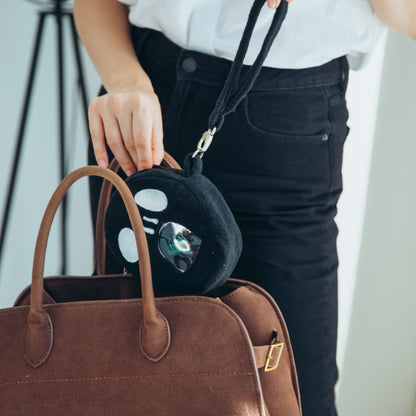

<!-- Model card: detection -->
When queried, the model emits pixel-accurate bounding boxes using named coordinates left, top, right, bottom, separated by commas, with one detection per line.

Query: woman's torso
left=120, top=0, right=385, bottom=70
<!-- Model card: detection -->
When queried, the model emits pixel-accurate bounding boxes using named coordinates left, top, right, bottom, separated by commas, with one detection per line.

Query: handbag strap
left=193, top=0, right=288, bottom=158
left=25, top=166, right=171, bottom=368
left=94, top=153, right=181, bottom=275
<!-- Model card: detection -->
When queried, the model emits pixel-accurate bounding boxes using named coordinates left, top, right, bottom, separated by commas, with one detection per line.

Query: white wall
left=0, top=2, right=100, bottom=307
left=336, top=32, right=387, bottom=371
left=337, top=30, right=416, bottom=415
left=0, top=3, right=415, bottom=415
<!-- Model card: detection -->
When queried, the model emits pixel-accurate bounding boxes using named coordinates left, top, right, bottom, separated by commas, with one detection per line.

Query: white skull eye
left=134, top=189, right=167, bottom=212
left=118, top=227, right=138, bottom=263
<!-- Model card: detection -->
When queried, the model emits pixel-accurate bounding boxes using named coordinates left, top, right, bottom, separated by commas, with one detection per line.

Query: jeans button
left=182, top=57, right=197, bottom=72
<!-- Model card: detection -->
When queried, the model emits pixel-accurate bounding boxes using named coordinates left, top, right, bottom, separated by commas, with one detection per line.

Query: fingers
left=151, top=102, right=164, bottom=166
left=132, top=109, right=153, bottom=171
left=88, top=90, right=164, bottom=176
left=117, top=111, right=138, bottom=168
left=267, top=0, right=293, bottom=9
left=102, top=115, right=137, bottom=176
left=131, top=94, right=164, bottom=170
left=267, top=0, right=281, bottom=8
left=88, top=103, right=108, bottom=168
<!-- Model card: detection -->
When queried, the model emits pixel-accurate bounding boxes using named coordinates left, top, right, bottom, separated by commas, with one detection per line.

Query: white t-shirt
left=119, top=0, right=386, bottom=70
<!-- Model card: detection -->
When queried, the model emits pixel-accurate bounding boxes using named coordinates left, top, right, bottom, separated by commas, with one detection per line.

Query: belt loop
left=340, top=56, right=350, bottom=94
left=131, top=26, right=153, bottom=58
left=176, top=48, right=186, bottom=77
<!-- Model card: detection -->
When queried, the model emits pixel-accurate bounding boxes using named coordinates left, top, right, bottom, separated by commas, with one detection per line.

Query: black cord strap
left=209, top=0, right=288, bottom=132
left=193, top=0, right=289, bottom=158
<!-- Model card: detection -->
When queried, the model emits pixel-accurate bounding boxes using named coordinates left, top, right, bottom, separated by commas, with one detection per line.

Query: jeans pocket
left=243, top=86, right=331, bottom=138
left=233, top=84, right=349, bottom=197
left=226, top=87, right=333, bottom=197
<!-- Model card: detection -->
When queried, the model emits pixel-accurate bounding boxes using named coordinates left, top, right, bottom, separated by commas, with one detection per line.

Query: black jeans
left=89, top=27, right=350, bottom=416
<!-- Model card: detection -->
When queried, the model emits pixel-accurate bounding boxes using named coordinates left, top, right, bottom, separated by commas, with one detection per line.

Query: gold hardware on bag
left=264, top=342, right=284, bottom=372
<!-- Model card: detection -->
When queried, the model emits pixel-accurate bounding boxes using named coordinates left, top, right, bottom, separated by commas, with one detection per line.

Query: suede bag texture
left=0, top=166, right=302, bottom=416
left=105, top=154, right=243, bottom=295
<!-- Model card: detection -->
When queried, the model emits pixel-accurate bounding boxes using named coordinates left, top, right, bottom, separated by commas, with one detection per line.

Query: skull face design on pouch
left=118, top=189, right=202, bottom=273
left=105, top=155, right=243, bottom=295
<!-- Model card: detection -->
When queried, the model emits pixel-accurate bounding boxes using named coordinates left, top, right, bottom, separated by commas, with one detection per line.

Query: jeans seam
left=323, top=85, right=337, bottom=194
left=250, top=80, right=340, bottom=92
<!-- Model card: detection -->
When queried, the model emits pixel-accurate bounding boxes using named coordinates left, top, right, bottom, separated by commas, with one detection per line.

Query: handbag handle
left=94, top=152, right=181, bottom=275
left=24, top=166, right=171, bottom=368
left=194, top=0, right=288, bottom=157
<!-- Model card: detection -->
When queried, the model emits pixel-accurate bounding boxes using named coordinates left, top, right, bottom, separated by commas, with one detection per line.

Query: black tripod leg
left=0, top=12, right=47, bottom=271
left=68, top=13, right=89, bottom=138
left=56, top=9, right=67, bottom=275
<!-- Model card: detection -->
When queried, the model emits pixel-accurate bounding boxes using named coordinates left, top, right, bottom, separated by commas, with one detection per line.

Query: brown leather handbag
left=0, top=165, right=301, bottom=415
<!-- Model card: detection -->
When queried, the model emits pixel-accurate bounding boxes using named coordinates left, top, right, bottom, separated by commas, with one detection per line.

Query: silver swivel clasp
left=192, top=127, right=217, bottom=158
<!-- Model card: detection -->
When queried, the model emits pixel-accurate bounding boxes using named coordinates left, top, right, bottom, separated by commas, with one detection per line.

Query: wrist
left=104, top=66, right=154, bottom=94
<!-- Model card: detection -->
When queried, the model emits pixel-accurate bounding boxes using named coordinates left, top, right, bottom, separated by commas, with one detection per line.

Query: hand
left=267, top=0, right=293, bottom=9
left=88, top=88, right=164, bottom=176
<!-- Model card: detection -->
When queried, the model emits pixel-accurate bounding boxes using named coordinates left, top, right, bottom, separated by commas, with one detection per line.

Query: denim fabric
left=88, top=27, right=350, bottom=416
